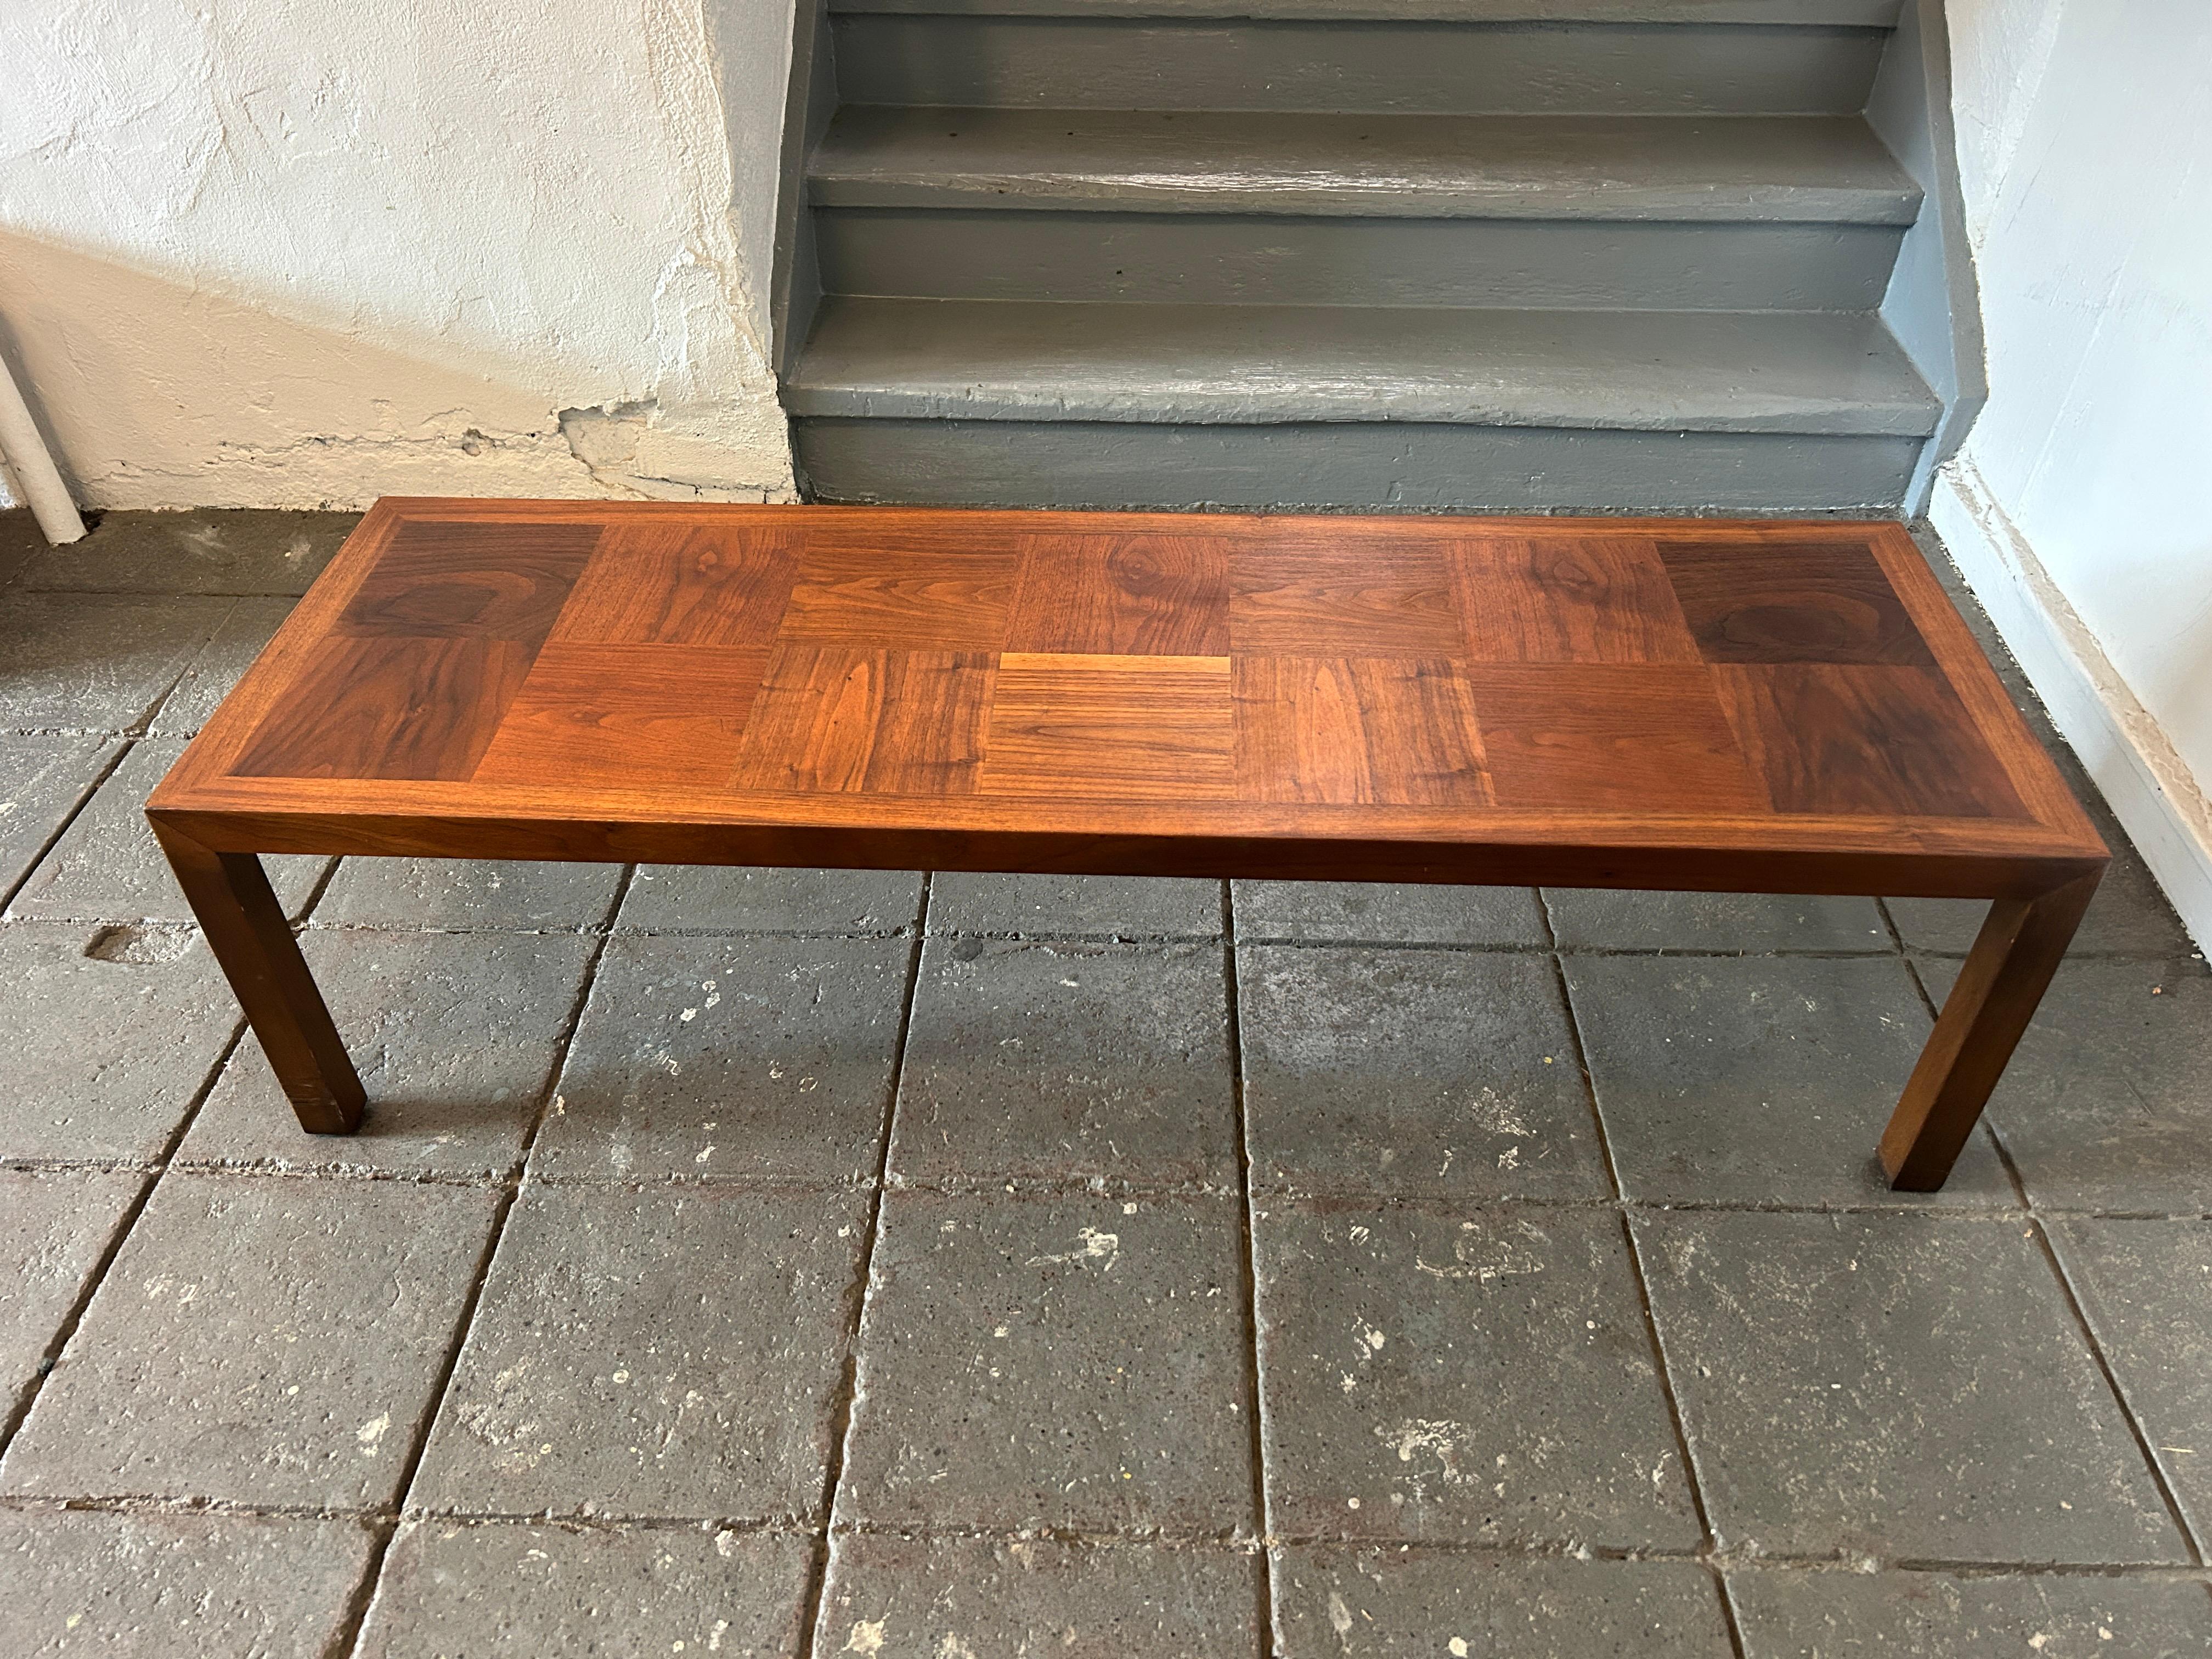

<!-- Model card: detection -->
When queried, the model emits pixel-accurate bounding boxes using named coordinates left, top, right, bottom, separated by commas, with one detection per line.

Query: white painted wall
left=1935, top=0, right=2212, bottom=947
left=0, top=0, right=797, bottom=510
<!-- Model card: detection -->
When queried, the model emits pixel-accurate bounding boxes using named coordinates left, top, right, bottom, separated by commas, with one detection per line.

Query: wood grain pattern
left=1881, top=869, right=2100, bottom=1189
left=1008, top=533, right=1229, bottom=656
left=779, top=522, right=1019, bottom=649
left=1715, top=664, right=2025, bottom=819
left=1658, top=535, right=1936, bottom=665
left=171, top=504, right=2099, bottom=864
left=1235, top=656, right=1492, bottom=805
left=1463, top=663, right=1768, bottom=814
left=731, top=646, right=994, bottom=795
left=153, top=823, right=364, bottom=1133
left=984, top=653, right=1234, bottom=800
left=337, top=518, right=601, bottom=641
left=233, top=635, right=534, bottom=781
left=471, top=642, right=770, bottom=789
left=549, top=522, right=797, bottom=646
left=1230, top=536, right=1464, bottom=656
left=1454, top=537, right=1701, bottom=664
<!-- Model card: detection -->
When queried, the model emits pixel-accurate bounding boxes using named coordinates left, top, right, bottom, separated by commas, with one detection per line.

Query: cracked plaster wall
left=0, top=0, right=798, bottom=510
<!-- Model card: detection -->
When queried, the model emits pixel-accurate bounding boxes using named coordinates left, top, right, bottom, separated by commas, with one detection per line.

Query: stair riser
left=815, top=210, right=1906, bottom=311
left=832, top=19, right=1889, bottom=114
left=796, top=418, right=1920, bottom=512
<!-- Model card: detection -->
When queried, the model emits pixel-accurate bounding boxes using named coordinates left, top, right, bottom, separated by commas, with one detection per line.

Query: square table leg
left=1879, top=869, right=2101, bottom=1190
left=151, top=821, right=365, bottom=1134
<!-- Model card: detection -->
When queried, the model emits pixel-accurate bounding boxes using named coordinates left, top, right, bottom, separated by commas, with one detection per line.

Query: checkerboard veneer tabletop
left=148, top=501, right=2108, bottom=1190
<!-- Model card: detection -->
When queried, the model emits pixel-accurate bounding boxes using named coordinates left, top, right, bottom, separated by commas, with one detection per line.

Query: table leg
left=152, top=822, right=365, bottom=1134
left=1879, top=870, right=2100, bottom=1190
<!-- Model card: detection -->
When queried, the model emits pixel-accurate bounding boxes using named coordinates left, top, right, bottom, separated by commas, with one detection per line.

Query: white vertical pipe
left=0, top=352, right=86, bottom=545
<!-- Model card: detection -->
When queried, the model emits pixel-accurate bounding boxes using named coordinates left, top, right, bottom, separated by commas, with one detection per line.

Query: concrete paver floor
left=0, top=509, right=2207, bottom=1656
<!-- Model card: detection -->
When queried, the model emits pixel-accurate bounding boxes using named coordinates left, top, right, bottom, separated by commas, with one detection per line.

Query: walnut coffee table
left=149, top=502, right=2107, bottom=1191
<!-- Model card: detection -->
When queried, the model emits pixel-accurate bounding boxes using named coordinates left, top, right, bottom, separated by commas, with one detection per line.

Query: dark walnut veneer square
left=150, top=503, right=2108, bottom=1192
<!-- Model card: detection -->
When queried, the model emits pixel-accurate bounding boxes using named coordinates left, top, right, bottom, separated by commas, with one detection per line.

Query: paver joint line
left=793, top=870, right=933, bottom=1659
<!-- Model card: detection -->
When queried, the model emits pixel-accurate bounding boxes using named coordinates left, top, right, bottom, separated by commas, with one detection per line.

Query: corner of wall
left=1871, top=0, right=1990, bottom=518
left=1929, top=456, right=2212, bottom=951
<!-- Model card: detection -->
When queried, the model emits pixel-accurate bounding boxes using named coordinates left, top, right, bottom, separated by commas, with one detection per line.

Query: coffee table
left=148, top=502, right=2106, bottom=1191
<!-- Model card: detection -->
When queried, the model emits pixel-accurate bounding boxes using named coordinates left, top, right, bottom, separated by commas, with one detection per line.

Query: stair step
left=812, top=109, right=1920, bottom=222
left=830, top=15, right=1891, bottom=114
left=787, top=298, right=1940, bottom=434
left=831, top=0, right=1901, bottom=22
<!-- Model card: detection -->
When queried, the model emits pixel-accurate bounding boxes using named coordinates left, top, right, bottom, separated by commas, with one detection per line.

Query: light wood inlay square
left=983, top=653, right=1233, bottom=801
left=471, top=642, right=769, bottom=789
left=730, top=646, right=994, bottom=797
left=1462, top=663, right=1766, bottom=814
left=1235, top=657, right=1492, bottom=805
left=550, top=523, right=798, bottom=647
left=1229, top=536, right=1464, bottom=657
left=778, top=525, right=1020, bottom=651
left=1008, top=533, right=1229, bottom=656
left=1453, top=537, right=1701, bottom=664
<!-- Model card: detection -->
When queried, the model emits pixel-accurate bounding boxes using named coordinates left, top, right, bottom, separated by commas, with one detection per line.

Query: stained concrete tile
left=2049, top=1218, right=2212, bottom=1543
left=4, top=738, right=328, bottom=922
left=0, top=592, right=233, bottom=732
left=1565, top=954, right=2012, bottom=1207
left=1634, top=1210, right=2187, bottom=1564
left=1254, top=1201, right=1699, bottom=1549
left=176, top=929, right=595, bottom=1177
left=532, top=933, right=908, bottom=1186
left=0, top=733, right=117, bottom=898
left=314, top=856, right=625, bottom=931
left=1544, top=889, right=1889, bottom=953
left=838, top=1188, right=1252, bottom=1534
left=1917, top=956, right=2212, bottom=1212
left=889, top=938, right=1235, bottom=1189
left=411, top=1183, right=865, bottom=1521
left=1887, top=851, right=2194, bottom=958
left=145, top=595, right=296, bottom=736
left=619, top=864, right=924, bottom=934
left=1237, top=947, right=1607, bottom=1201
left=1729, top=1566, right=2212, bottom=1656
left=929, top=872, right=1223, bottom=939
left=0, top=507, right=42, bottom=586
left=18, top=508, right=355, bottom=595
left=0, top=1170, right=141, bottom=1411
left=1234, top=880, right=1545, bottom=945
left=0, top=1508, right=377, bottom=1659
left=356, top=1519, right=812, bottom=1659
left=817, top=1534, right=1261, bottom=1659
left=1272, top=1547, right=1732, bottom=1658
left=1, top=921, right=240, bottom=1161
left=0, top=1172, right=498, bottom=1508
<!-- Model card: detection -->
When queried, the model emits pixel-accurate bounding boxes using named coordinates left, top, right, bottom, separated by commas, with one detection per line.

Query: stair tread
left=788, top=298, right=1942, bottom=433
left=830, top=0, right=1900, bottom=21
left=814, top=109, right=1920, bottom=222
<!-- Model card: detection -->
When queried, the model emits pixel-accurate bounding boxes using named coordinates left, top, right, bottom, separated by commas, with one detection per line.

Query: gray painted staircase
left=783, top=0, right=1943, bottom=511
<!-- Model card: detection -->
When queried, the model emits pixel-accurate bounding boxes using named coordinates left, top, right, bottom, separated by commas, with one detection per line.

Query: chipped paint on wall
left=0, top=0, right=797, bottom=509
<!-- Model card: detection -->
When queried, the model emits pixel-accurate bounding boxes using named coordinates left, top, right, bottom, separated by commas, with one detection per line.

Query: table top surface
left=151, top=500, right=2105, bottom=896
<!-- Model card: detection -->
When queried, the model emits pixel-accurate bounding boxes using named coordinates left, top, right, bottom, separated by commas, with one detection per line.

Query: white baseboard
left=1930, top=456, right=2212, bottom=952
